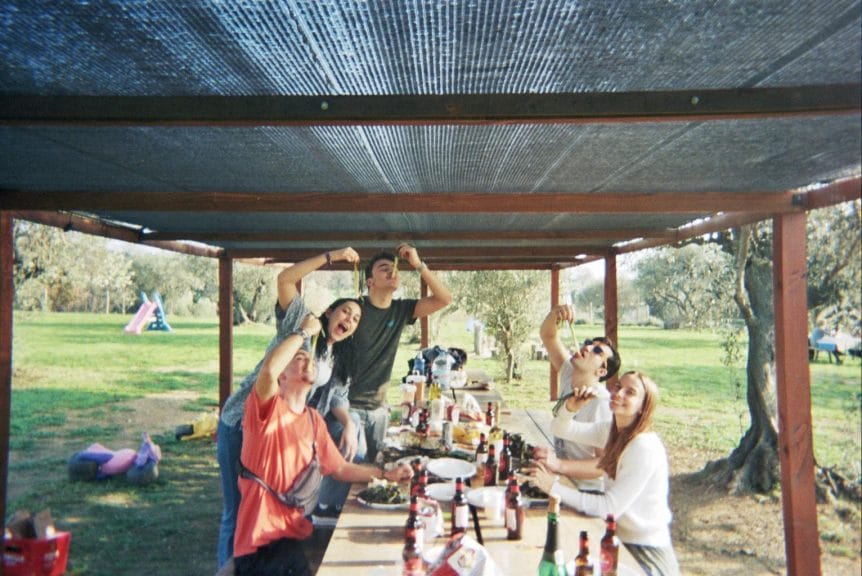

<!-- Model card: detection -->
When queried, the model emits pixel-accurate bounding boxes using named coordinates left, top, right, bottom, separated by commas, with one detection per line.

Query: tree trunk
left=700, top=226, right=781, bottom=493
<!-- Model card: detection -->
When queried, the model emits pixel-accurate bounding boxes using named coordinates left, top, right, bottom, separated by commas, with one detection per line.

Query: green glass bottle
left=538, top=495, right=565, bottom=576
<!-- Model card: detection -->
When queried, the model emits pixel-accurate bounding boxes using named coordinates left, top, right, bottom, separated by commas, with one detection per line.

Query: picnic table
left=315, top=408, right=644, bottom=575
left=810, top=331, right=862, bottom=364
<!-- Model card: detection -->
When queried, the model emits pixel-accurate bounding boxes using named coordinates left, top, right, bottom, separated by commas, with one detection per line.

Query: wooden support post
left=773, top=212, right=821, bottom=576
left=420, top=278, right=429, bottom=349
left=549, top=268, right=560, bottom=400
left=0, top=213, right=13, bottom=538
left=219, top=255, right=234, bottom=412
left=604, top=254, right=619, bottom=384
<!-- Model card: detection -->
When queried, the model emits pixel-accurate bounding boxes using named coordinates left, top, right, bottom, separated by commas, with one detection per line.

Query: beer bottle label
left=454, top=505, right=469, bottom=529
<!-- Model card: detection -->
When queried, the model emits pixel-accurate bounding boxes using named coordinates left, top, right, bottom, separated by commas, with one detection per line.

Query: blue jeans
left=216, top=418, right=243, bottom=568
left=317, top=411, right=367, bottom=510
left=350, top=406, right=389, bottom=463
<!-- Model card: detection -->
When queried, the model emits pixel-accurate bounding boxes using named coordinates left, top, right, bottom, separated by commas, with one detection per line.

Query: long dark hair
left=314, top=297, right=361, bottom=384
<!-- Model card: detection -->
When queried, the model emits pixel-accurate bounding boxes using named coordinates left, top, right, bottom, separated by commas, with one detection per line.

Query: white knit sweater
left=549, top=405, right=673, bottom=547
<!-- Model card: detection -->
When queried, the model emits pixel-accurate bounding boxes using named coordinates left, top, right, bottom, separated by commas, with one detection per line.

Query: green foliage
left=806, top=200, right=862, bottom=329
left=635, top=243, right=736, bottom=329
left=447, top=270, right=547, bottom=381
left=14, top=222, right=134, bottom=313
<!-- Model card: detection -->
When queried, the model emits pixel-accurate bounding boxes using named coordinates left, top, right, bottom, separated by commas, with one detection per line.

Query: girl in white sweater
left=529, top=371, right=679, bottom=576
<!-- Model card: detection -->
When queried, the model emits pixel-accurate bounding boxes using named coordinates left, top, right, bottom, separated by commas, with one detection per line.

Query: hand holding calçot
left=299, top=314, right=322, bottom=337
left=553, top=304, right=575, bottom=325
left=332, top=247, right=360, bottom=265
left=565, top=386, right=597, bottom=412
left=396, top=243, right=422, bottom=269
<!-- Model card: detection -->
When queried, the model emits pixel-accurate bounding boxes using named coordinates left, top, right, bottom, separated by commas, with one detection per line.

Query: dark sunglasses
left=581, top=339, right=607, bottom=357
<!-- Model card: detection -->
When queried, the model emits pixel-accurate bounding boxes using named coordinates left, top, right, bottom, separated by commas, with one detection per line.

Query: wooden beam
left=218, top=256, right=233, bottom=412
left=549, top=268, right=560, bottom=401
left=798, top=175, right=862, bottom=210
left=604, top=254, right=619, bottom=385
left=1, top=85, right=858, bottom=126
left=9, top=210, right=223, bottom=259
left=773, top=212, right=821, bottom=576
left=615, top=211, right=774, bottom=254
left=231, top=246, right=610, bottom=261
left=420, top=279, right=429, bottom=350
left=0, top=212, right=13, bottom=539
left=143, top=227, right=676, bottom=243
left=0, top=190, right=801, bottom=215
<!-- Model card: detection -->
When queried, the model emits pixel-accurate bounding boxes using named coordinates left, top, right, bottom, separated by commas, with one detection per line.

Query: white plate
left=356, top=496, right=409, bottom=511
left=424, top=482, right=460, bottom=502
left=426, top=457, right=476, bottom=480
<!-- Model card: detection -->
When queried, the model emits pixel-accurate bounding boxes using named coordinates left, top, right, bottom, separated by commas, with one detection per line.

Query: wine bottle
left=537, top=495, right=565, bottom=576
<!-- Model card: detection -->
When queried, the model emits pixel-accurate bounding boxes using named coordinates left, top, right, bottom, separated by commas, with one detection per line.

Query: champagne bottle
left=574, top=530, right=594, bottom=575
left=537, top=495, right=565, bottom=576
left=451, top=477, right=469, bottom=537
left=600, top=514, right=620, bottom=576
left=505, top=479, right=524, bottom=540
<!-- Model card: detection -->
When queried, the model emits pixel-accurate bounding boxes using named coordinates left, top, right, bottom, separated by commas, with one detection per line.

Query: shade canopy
left=1, top=0, right=860, bottom=266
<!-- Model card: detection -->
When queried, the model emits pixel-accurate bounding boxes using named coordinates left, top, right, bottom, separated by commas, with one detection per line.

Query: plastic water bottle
left=432, top=353, right=454, bottom=390
left=413, top=354, right=425, bottom=377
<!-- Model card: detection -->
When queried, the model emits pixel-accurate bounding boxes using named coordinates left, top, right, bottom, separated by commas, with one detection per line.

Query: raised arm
left=254, top=314, right=322, bottom=403
left=277, top=247, right=360, bottom=311
left=540, top=305, right=575, bottom=371
left=397, top=243, right=453, bottom=319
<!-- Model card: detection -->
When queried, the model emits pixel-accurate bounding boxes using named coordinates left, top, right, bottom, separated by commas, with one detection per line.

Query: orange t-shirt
left=234, top=391, right=346, bottom=558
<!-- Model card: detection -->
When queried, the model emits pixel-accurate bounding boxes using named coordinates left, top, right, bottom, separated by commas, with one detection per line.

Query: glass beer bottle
left=403, top=496, right=426, bottom=576
left=483, top=443, right=498, bottom=486
left=574, top=530, right=594, bottom=575
left=498, top=430, right=512, bottom=483
left=505, top=480, right=524, bottom=540
left=451, top=477, right=469, bottom=537
left=600, top=514, right=620, bottom=576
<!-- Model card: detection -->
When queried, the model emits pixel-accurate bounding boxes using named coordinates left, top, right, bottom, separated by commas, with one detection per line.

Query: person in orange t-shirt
left=233, top=313, right=412, bottom=576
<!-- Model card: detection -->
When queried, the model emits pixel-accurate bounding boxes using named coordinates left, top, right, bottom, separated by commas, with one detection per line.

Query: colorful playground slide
left=124, top=300, right=158, bottom=334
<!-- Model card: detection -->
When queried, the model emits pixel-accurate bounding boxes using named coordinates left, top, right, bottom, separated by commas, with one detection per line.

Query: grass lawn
left=6, top=311, right=861, bottom=575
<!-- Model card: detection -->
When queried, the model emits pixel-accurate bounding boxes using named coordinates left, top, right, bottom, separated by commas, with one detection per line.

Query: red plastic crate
left=3, top=531, right=71, bottom=576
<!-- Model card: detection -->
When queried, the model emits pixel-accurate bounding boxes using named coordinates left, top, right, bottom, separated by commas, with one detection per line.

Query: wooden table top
left=315, top=409, right=643, bottom=575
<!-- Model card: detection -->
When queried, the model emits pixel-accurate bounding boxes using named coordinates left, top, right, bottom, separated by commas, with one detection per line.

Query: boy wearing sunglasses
left=533, top=304, right=621, bottom=492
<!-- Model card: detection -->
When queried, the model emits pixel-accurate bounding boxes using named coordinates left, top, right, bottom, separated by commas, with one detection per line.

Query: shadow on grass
left=10, top=435, right=222, bottom=576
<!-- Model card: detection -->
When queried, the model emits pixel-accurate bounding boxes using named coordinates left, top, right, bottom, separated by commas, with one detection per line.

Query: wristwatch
left=291, top=328, right=310, bottom=341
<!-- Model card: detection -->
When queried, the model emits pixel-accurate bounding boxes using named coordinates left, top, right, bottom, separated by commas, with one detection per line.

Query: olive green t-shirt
left=348, top=298, right=417, bottom=410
